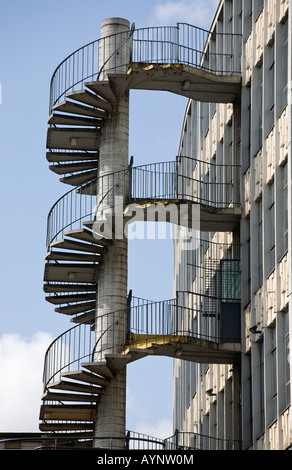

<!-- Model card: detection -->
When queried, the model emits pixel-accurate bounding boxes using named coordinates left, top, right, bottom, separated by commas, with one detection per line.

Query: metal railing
left=46, top=156, right=240, bottom=249
left=42, top=322, right=95, bottom=389
left=46, top=169, right=129, bottom=249
left=165, top=429, right=241, bottom=451
left=43, top=278, right=241, bottom=392
left=0, top=429, right=241, bottom=450
left=130, top=156, right=240, bottom=208
left=49, top=23, right=242, bottom=111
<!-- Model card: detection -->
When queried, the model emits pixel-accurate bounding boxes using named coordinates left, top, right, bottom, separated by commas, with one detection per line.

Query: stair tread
left=77, top=179, right=97, bottom=195
left=60, top=170, right=97, bottom=186
left=48, top=113, right=103, bottom=127
left=47, top=127, right=100, bottom=151
left=70, top=309, right=96, bottom=325
left=50, top=238, right=105, bottom=255
left=55, top=301, right=96, bottom=315
left=45, top=293, right=96, bottom=305
left=44, top=262, right=97, bottom=283
left=44, top=283, right=96, bottom=293
left=61, top=369, right=109, bottom=385
left=64, top=228, right=112, bottom=246
left=85, top=81, right=117, bottom=104
left=45, top=250, right=101, bottom=262
left=49, top=161, right=98, bottom=175
left=52, top=100, right=105, bottom=118
left=48, top=378, right=106, bottom=393
left=39, top=422, right=94, bottom=432
left=107, top=73, right=133, bottom=98
left=105, top=354, right=132, bottom=373
left=66, top=89, right=113, bottom=111
left=47, top=151, right=98, bottom=163
left=81, top=362, right=114, bottom=380
left=42, top=390, right=100, bottom=403
left=40, top=404, right=96, bottom=421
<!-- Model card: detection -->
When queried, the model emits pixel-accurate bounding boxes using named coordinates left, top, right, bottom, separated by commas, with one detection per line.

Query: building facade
left=37, top=0, right=292, bottom=452
left=173, top=0, right=291, bottom=451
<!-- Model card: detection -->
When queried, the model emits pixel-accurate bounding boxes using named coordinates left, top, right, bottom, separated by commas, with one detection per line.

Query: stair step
left=52, top=100, right=105, bottom=118
left=45, top=250, right=101, bottom=263
left=47, top=128, right=100, bottom=151
left=64, top=228, right=112, bottom=247
left=47, top=151, right=98, bottom=163
left=85, top=81, right=117, bottom=104
left=49, top=161, right=98, bottom=175
left=45, top=293, right=96, bottom=305
left=49, top=378, right=107, bottom=393
left=61, top=369, right=108, bottom=386
left=48, top=113, right=103, bottom=127
left=77, top=179, right=97, bottom=195
left=42, top=391, right=100, bottom=403
left=44, top=263, right=97, bottom=283
left=55, top=301, right=96, bottom=315
left=66, top=89, right=113, bottom=111
left=60, top=170, right=97, bottom=186
left=81, top=362, right=114, bottom=380
left=44, top=283, right=96, bottom=294
left=40, top=404, right=96, bottom=421
left=39, top=422, right=94, bottom=432
left=105, top=354, right=132, bottom=373
left=107, top=73, right=133, bottom=97
left=50, top=238, right=105, bottom=254
left=71, top=310, right=95, bottom=325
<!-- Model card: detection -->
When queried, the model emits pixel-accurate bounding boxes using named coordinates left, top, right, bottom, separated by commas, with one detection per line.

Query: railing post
left=128, top=155, right=134, bottom=200
left=126, top=289, right=132, bottom=341
left=176, top=23, right=180, bottom=63
left=174, top=428, right=179, bottom=449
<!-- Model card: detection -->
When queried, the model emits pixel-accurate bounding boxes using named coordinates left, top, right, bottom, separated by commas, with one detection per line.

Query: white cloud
left=152, top=0, right=219, bottom=28
left=0, top=332, right=53, bottom=432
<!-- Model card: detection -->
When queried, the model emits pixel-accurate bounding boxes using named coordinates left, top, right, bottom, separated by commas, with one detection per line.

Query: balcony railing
left=130, top=156, right=240, bottom=208
left=43, top=273, right=241, bottom=391
left=46, top=156, right=240, bottom=249
left=49, top=23, right=242, bottom=111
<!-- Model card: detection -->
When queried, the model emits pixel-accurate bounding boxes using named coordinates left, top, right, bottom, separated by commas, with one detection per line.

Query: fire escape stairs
left=41, top=27, right=242, bottom=438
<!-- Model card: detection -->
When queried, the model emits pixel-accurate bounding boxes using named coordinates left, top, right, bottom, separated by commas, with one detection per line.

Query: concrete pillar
left=94, top=18, right=130, bottom=449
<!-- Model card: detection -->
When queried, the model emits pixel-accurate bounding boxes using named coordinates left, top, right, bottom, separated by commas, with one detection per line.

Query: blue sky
left=0, top=0, right=217, bottom=437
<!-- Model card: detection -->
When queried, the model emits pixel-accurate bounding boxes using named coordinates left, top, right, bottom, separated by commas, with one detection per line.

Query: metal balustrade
left=46, top=156, right=240, bottom=248
left=42, top=322, right=95, bottom=388
left=43, top=269, right=241, bottom=393
left=49, top=23, right=242, bottom=111
left=46, top=169, right=129, bottom=248
left=130, top=156, right=240, bottom=208
left=0, top=429, right=241, bottom=450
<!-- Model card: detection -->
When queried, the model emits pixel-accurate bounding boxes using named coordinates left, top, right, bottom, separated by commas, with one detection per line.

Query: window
left=284, top=312, right=290, bottom=408
left=257, top=199, right=263, bottom=288
left=267, top=183, right=275, bottom=274
left=281, top=163, right=288, bottom=257
left=271, top=326, right=277, bottom=422
left=260, top=339, right=265, bottom=433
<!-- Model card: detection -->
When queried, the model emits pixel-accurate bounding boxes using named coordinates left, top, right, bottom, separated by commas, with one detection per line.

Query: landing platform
left=108, top=63, right=242, bottom=103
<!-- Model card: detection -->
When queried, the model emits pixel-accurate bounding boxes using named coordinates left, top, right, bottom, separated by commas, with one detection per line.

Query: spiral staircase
left=40, top=21, right=242, bottom=448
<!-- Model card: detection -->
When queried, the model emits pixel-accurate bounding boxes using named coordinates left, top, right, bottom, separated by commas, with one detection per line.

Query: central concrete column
left=94, top=18, right=130, bottom=449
